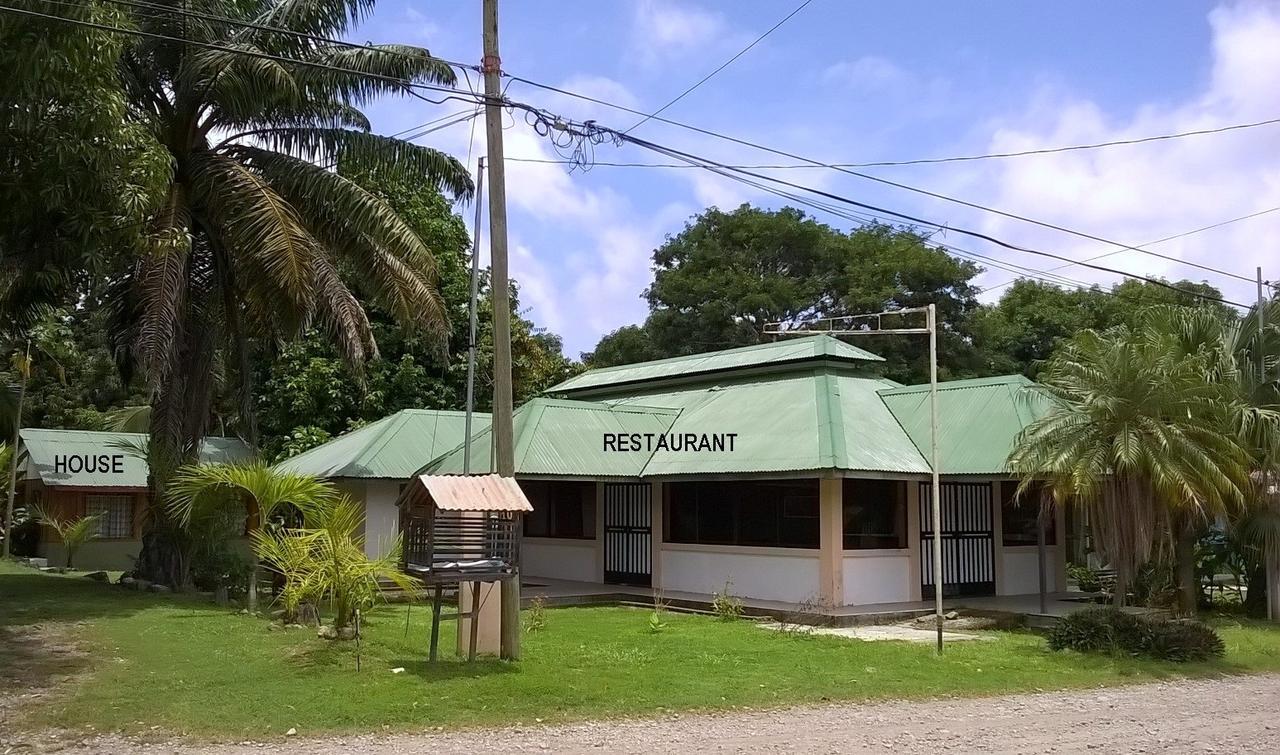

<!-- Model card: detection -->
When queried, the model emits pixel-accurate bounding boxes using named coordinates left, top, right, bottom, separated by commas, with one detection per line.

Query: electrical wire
left=623, top=0, right=814, bottom=134
left=504, top=74, right=1279, bottom=286
left=598, top=127, right=1256, bottom=309
left=983, top=206, right=1280, bottom=292
left=0, top=3, right=486, bottom=108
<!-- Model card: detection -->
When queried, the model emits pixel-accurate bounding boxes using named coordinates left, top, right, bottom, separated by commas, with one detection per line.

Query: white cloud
left=948, top=2, right=1280, bottom=303
left=631, top=0, right=726, bottom=64
left=822, top=56, right=911, bottom=90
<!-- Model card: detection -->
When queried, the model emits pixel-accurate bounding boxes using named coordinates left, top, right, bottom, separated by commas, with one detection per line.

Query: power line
left=599, top=127, right=1254, bottom=309
left=504, top=73, right=1276, bottom=286
left=623, top=0, right=814, bottom=134
left=0, top=3, right=486, bottom=108
left=983, top=206, right=1280, bottom=292
left=95, top=0, right=478, bottom=73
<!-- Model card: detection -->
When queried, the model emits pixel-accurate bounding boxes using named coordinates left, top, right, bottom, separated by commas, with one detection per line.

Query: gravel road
left=14, top=674, right=1280, bottom=754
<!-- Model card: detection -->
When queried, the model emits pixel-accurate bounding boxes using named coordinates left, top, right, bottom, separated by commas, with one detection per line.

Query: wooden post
left=818, top=477, right=843, bottom=607
left=429, top=584, right=443, bottom=663
left=483, top=0, right=519, bottom=663
left=468, top=580, right=482, bottom=661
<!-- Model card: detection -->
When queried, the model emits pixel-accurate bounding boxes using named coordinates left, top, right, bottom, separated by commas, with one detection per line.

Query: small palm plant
left=29, top=503, right=100, bottom=569
left=167, top=462, right=338, bottom=613
left=253, top=496, right=418, bottom=633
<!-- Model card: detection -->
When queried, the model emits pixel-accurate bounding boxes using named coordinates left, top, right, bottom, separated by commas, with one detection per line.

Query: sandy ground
left=10, top=673, right=1279, bottom=754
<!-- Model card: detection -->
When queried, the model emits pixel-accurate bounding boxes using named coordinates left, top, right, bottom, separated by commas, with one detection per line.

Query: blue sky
left=355, top=1, right=1280, bottom=357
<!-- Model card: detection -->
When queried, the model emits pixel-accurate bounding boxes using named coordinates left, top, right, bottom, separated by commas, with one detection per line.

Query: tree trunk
left=1174, top=524, right=1199, bottom=616
left=247, top=559, right=259, bottom=614
left=3, top=371, right=26, bottom=559
left=1244, top=562, right=1268, bottom=618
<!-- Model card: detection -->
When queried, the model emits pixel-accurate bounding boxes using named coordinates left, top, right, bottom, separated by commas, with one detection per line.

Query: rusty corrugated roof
left=415, top=473, right=532, bottom=512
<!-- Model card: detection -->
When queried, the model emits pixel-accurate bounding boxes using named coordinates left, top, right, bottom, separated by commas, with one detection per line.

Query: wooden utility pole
left=482, top=0, right=520, bottom=660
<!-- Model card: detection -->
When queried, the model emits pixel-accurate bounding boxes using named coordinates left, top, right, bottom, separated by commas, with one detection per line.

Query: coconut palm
left=167, top=461, right=340, bottom=612
left=1008, top=314, right=1253, bottom=610
left=102, top=0, right=472, bottom=585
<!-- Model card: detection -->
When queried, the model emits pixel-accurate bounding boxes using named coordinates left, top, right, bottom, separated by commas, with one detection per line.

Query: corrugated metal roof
left=412, top=474, right=533, bottom=512
left=548, top=335, right=884, bottom=396
left=425, top=398, right=680, bottom=477
left=273, top=409, right=491, bottom=479
left=19, top=428, right=250, bottom=489
left=609, top=370, right=931, bottom=476
left=878, top=375, right=1052, bottom=475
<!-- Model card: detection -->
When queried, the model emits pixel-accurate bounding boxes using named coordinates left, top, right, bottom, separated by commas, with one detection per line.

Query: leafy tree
left=0, top=1, right=166, bottom=328
left=971, top=279, right=1231, bottom=377
left=1008, top=309, right=1254, bottom=609
left=59, top=0, right=475, bottom=587
left=586, top=205, right=983, bottom=382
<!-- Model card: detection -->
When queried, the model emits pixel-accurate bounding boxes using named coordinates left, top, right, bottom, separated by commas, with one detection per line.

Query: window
left=1000, top=481, right=1056, bottom=546
left=666, top=480, right=819, bottom=549
left=86, top=494, right=133, bottom=539
left=522, top=480, right=596, bottom=539
left=842, top=479, right=907, bottom=549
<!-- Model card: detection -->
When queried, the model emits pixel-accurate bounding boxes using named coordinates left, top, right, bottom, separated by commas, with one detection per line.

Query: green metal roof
left=274, top=409, right=491, bottom=479
left=425, top=398, right=680, bottom=477
left=878, top=375, right=1052, bottom=475
left=549, top=335, right=884, bottom=396
left=19, top=428, right=250, bottom=490
left=606, top=369, right=931, bottom=477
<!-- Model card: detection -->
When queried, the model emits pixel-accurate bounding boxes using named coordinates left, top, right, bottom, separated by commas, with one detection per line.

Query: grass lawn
left=4, top=560, right=1280, bottom=740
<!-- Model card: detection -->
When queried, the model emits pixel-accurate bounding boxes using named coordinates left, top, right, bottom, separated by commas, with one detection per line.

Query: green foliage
left=1066, top=563, right=1105, bottom=594
left=29, top=503, right=100, bottom=569
left=1008, top=307, right=1255, bottom=605
left=524, top=595, right=547, bottom=633
left=251, top=496, right=417, bottom=630
left=1048, top=607, right=1225, bottom=662
left=711, top=580, right=744, bottom=621
left=585, top=206, right=984, bottom=383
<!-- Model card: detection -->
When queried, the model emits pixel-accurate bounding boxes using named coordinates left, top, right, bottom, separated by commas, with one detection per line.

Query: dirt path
left=20, top=673, right=1279, bottom=754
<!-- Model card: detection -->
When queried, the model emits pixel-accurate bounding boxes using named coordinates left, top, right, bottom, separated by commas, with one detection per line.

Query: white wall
left=1000, top=547, right=1060, bottom=595
left=660, top=544, right=820, bottom=603
left=522, top=538, right=599, bottom=582
left=362, top=480, right=404, bottom=559
left=842, top=552, right=913, bottom=606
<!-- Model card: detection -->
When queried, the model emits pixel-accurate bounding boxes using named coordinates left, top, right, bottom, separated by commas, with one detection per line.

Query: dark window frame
left=1000, top=481, right=1056, bottom=547
left=665, top=480, right=820, bottom=550
left=842, top=479, right=908, bottom=550
left=523, top=480, right=597, bottom=540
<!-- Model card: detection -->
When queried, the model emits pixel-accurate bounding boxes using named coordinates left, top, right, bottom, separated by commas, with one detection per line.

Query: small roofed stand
left=398, top=474, right=531, bottom=662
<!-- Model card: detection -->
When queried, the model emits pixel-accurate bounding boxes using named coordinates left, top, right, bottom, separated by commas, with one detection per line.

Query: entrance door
left=603, top=483, right=652, bottom=586
left=919, top=482, right=995, bottom=599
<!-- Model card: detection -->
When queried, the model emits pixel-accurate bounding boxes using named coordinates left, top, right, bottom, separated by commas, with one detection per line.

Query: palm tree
left=167, top=461, right=340, bottom=613
left=104, top=1, right=472, bottom=585
left=1008, top=312, right=1253, bottom=610
left=29, top=503, right=101, bottom=569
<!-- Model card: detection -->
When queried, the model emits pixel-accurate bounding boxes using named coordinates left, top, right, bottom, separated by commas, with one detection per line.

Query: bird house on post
left=397, top=474, right=531, bottom=662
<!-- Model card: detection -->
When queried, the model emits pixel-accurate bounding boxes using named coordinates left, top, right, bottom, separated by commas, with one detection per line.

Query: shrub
left=1048, top=607, right=1225, bottom=662
left=711, top=580, right=743, bottom=621
left=1066, top=563, right=1103, bottom=593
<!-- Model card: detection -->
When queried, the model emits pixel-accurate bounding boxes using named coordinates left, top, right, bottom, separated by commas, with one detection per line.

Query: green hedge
left=1047, top=607, right=1224, bottom=662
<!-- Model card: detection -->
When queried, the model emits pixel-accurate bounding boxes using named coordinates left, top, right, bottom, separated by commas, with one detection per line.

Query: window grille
left=86, top=494, right=133, bottom=538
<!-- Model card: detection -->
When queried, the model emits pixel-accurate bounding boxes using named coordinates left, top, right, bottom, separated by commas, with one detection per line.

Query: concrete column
left=818, top=477, right=843, bottom=607
left=906, top=480, right=922, bottom=601
left=991, top=480, right=1005, bottom=595
left=456, top=581, right=502, bottom=656
left=649, top=481, right=663, bottom=589
left=1054, top=498, right=1068, bottom=592
left=594, top=482, right=605, bottom=583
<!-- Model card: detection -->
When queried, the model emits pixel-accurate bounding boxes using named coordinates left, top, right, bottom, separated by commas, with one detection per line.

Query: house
left=273, top=409, right=492, bottom=558
left=422, top=335, right=1066, bottom=608
left=16, top=428, right=251, bottom=570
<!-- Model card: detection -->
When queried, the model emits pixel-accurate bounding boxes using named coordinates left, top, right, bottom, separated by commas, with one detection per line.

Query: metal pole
left=463, top=157, right=485, bottom=477
left=482, top=0, right=519, bottom=660
left=928, top=304, right=944, bottom=653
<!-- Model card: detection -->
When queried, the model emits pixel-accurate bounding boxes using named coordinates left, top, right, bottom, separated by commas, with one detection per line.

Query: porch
left=520, top=577, right=1100, bottom=627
